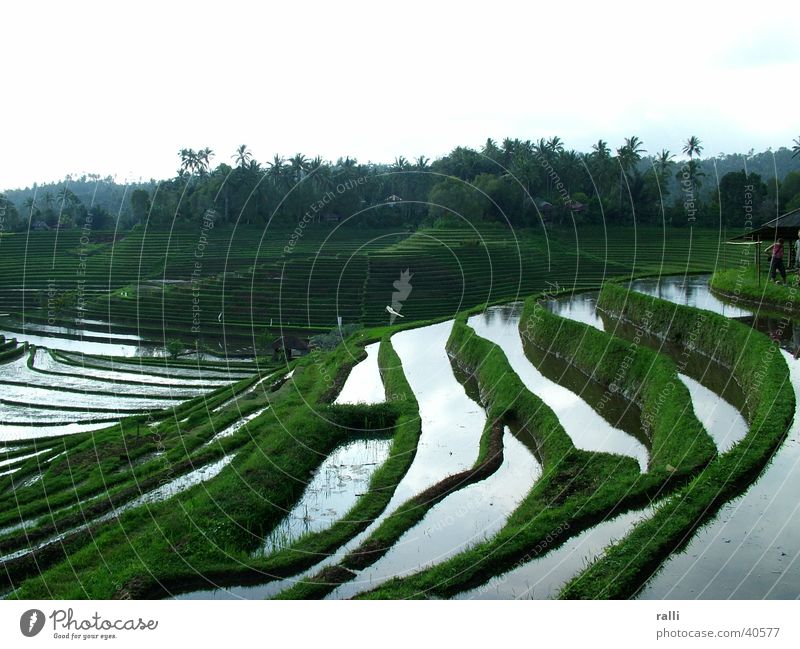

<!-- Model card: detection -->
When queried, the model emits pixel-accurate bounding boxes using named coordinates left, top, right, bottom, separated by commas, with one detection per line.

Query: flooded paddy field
left=2, top=260, right=797, bottom=600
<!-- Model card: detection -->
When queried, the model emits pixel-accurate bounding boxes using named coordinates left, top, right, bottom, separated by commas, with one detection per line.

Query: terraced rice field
left=2, top=225, right=795, bottom=600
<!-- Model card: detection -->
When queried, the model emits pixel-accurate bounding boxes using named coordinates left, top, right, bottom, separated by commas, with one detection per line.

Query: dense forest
left=2, top=137, right=800, bottom=233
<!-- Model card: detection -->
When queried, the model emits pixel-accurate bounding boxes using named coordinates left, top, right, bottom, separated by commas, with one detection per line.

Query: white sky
left=2, top=0, right=799, bottom=189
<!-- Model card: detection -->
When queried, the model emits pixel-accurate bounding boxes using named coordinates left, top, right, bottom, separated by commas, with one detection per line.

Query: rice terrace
left=1, top=134, right=800, bottom=604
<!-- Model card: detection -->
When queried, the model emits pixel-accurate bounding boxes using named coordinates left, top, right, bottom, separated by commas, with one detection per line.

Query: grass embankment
left=559, top=283, right=794, bottom=599
left=157, top=336, right=424, bottom=598
left=520, top=294, right=718, bottom=476
left=0, top=226, right=727, bottom=339
left=4, top=335, right=407, bottom=599
left=0, top=374, right=264, bottom=536
left=710, top=268, right=800, bottom=317
left=51, top=350, right=257, bottom=379
left=0, top=338, right=26, bottom=364
left=355, top=301, right=717, bottom=599
left=24, top=348, right=222, bottom=391
left=276, top=328, right=509, bottom=600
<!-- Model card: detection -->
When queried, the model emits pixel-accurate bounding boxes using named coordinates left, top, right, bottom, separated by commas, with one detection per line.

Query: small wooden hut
left=727, top=207, right=800, bottom=283
left=270, top=335, right=310, bottom=359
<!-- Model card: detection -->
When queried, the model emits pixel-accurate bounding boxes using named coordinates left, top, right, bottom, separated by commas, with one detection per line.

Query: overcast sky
left=2, top=0, right=799, bottom=190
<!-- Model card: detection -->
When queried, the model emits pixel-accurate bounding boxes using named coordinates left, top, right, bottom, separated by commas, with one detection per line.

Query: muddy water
left=456, top=504, right=657, bottom=599
left=334, top=343, right=385, bottom=405
left=259, top=438, right=392, bottom=555
left=468, top=305, right=649, bottom=471
left=328, top=426, right=542, bottom=599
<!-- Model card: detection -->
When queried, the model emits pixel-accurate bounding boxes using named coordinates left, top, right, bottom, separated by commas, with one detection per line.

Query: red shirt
left=771, top=243, right=784, bottom=259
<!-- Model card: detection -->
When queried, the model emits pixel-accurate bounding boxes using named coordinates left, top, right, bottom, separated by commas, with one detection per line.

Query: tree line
left=2, top=136, right=800, bottom=232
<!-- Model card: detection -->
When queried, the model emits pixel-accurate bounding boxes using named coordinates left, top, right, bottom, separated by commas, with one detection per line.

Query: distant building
left=270, top=335, right=310, bottom=359
left=321, top=212, right=341, bottom=223
left=31, top=221, right=51, bottom=231
left=727, top=207, right=800, bottom=271
left=533, top=200, right=553, bottom=220
left=733, top=207, right=800, bottom=242
left=564, top=200, right=587, bottom=213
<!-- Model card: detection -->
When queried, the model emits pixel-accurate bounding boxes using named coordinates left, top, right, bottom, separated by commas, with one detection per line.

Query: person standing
left=794, top=230, right=800, bottom=278
left=765, top=238, right=787, bottom=284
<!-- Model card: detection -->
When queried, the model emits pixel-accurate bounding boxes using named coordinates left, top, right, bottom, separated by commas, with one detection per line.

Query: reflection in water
left=259, top=439, right=392, bottom=555
left=0, top=421, right=115, bottom=443
left=639, top=348, right=800, bottom=599
left=469, top=305, right=649, bottom=470
left=334, top=343, right=385, bottom=405
left=173, top=320, right=489, bottom=599
left=382, top=321, right=484, bottom=499
left=546, top=285, right=749, bottom=455
left=456, top=504, right=657, bottom=599
left=328, top=427, right=542, bottom=599
left=2, top=320, right=144, bottom=341
left=542, top=292, right=604, bottom=331
left=677, top=375, right=747, bottom=453
left=0, top=456, right=234, bottom=563
left=0, top=328, right=162, bottom=357
left=628, top=274, right=752, bottom=319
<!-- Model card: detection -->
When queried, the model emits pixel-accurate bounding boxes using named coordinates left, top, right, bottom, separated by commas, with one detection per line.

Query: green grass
left=0, top=226, right=729, bottom=345
left=3, top=333, right=401, bottom=598
left=558, top=282, right=794, bottom=598
left=3, top=224, right=784, bottom=600
left=711, top=267, right=800, bottom=316
left=353, top=300, right=716, bottom=599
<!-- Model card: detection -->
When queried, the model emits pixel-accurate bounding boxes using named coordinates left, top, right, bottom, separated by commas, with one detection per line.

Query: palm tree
left=501, top=138, right=517, bottom=166
left=655, top=149, right=675, bottom=178
left=232, top=144, right=253, bottom=169
left=547, top=136, right=564, bottom=155
left=592, top=139, right=610, bottom=159
left=679, top=158, right=705, bottom=191
left=621, top=136, right=646, bottom=166
left=23, top=196, right=38, bottom=217
left=792, top=136, right=800, bottom=159
left=535, top=138, right=550, bottom=159
left=179, top=148, right=197, bottom=175
left=197, top=148, right=214, bottom=174
left=414, top=155, right=429, bottom=170
left=683, top=136, right=703, bottom=159
left=482, top=138, right=501, bottom=162
left=267, top=155, right=286, bottom=187
left=557, top=150, right=582, bottom=201
left=392, top=156, right=409, bottom=172
left=289, top=153, right=308, bottom=182
left=616, top=136, right=646, bottom=217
